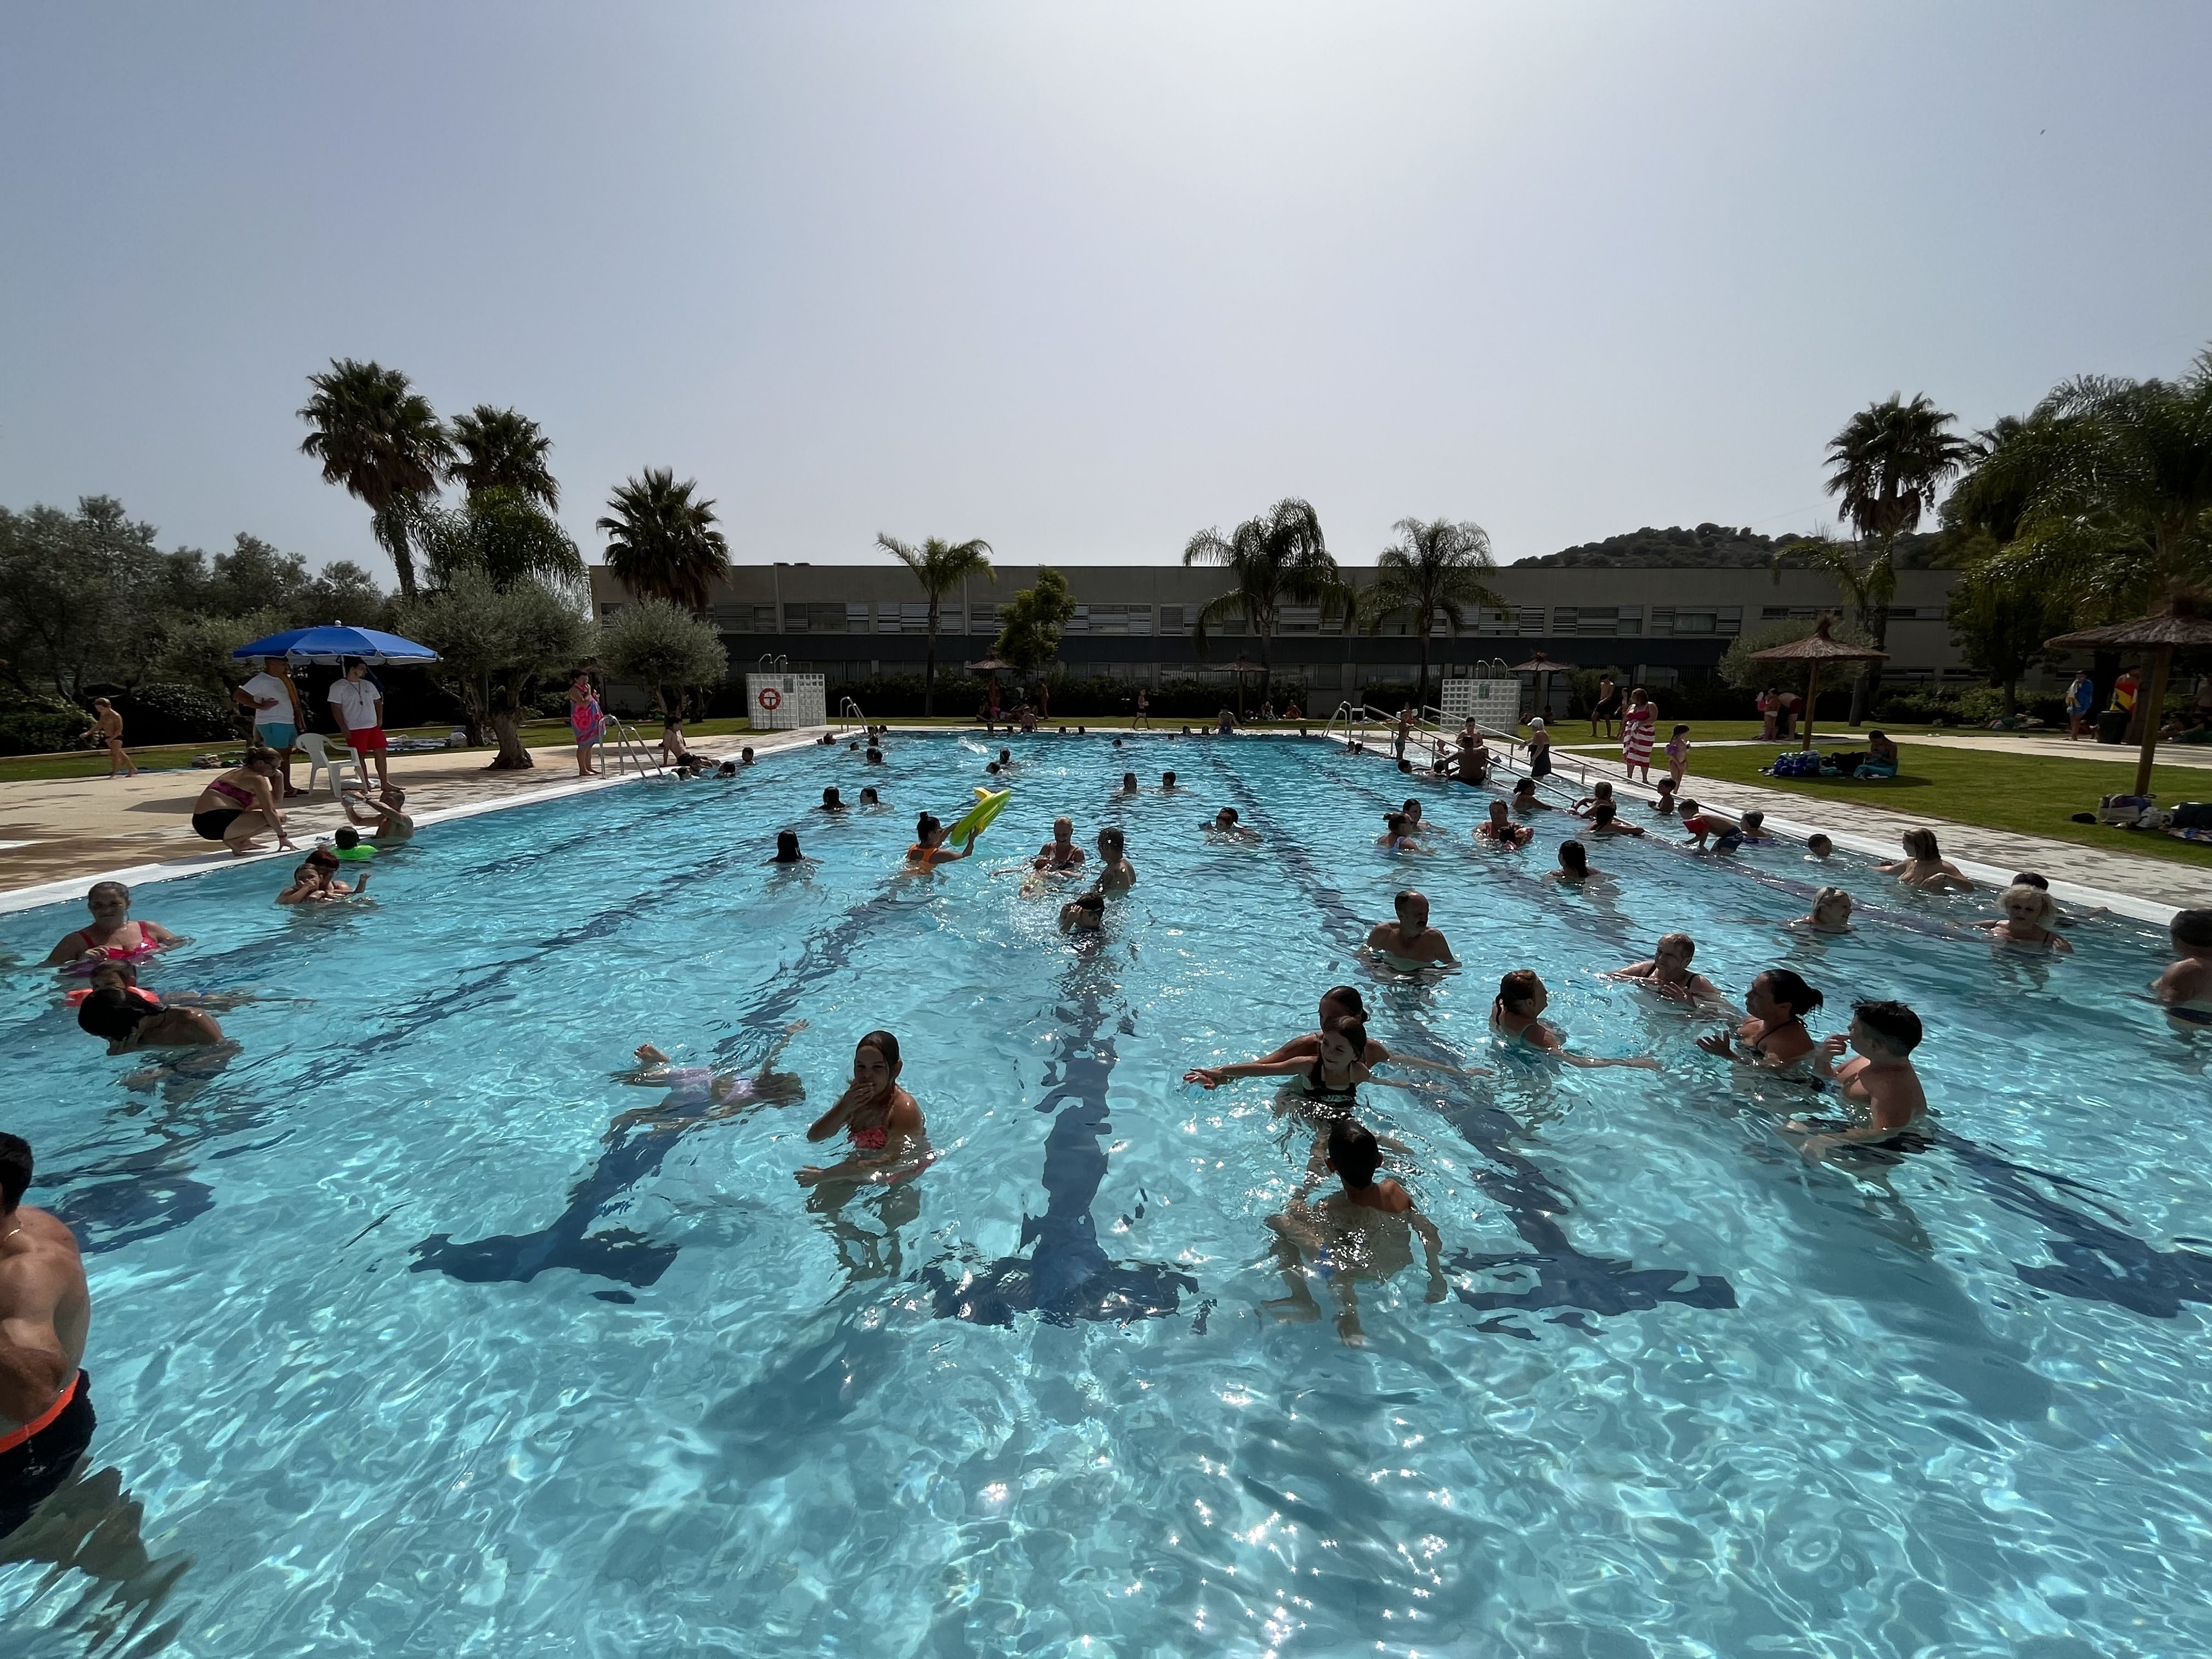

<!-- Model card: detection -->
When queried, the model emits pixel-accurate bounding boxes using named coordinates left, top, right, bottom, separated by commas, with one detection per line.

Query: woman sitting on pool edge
left=798, top=1029, right=927, bottom=1187
left=1697, top=968, right=1823, bottom=1066
left=1491, top=970, right=1660, bottom=1068
left=41, top=881, right=182, bottom=969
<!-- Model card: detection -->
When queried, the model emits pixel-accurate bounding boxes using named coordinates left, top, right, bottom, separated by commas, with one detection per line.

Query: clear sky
left=3, top=3, right=2207, bottom=575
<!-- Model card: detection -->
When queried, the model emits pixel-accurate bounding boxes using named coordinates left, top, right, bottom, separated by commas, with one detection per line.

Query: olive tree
left=397, top=572, right=594, bottom=766
left=600, top=596, right=727, bottom=721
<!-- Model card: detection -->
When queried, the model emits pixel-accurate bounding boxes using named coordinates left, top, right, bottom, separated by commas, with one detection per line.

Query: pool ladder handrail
left=1325, top=699, right=1596, bottom=803
left=837, top=696, right=867, bottom=736
left=601, top=712, right=666, bottom=776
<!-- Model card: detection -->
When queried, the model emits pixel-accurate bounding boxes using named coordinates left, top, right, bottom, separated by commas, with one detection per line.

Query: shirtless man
left=0, top=1135, right=94, bottom=1539
left=1607, top=933, right=1724, bottom=1006
left=1791, top=999, right=1929, bottom=1158
left=1093, top=826, right=1136, bottom=890
left=1034, top=816, right=1087, bottom=873
left=1364, top=889, right=1456, bottom=969
left=2152, top=909, right=2212, bottom=1028
left=1206, top=807, right=1261, bottom=843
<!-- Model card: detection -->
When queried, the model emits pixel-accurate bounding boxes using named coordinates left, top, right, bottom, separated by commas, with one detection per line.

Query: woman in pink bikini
left=568, top=668, right=606, bottom=777
left=188, top=751, right=295, bottom=857
left=40, top=882, right=182, bottom=969
left=797, top=1030, right=927, bottom=1187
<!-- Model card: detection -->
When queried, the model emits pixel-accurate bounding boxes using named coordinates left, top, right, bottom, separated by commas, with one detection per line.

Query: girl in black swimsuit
left=1186, top=1015, right=1418, bottom=1105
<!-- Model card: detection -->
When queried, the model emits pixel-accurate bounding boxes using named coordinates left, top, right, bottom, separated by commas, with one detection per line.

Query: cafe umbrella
left=1750, top=616, right=1888, bottom=751
left=2046, top=593, right=2212, bottom=797
left=230, top=624, right=440, bottom=666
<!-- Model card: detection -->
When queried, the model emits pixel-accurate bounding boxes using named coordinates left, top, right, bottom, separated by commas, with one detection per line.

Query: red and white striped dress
left=1621, top=704, right=1656, bottom=768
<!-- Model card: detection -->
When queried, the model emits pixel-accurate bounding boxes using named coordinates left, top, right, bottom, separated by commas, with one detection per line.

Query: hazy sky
left=3, top=4, right=2207, bottom=577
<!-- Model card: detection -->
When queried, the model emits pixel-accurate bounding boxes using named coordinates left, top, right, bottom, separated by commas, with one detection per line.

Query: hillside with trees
left=1517, top=522, right=1943, bottom=570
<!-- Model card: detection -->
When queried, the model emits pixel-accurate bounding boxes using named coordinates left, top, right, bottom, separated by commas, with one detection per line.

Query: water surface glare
left=3, top=733, right=2209, bottom=1657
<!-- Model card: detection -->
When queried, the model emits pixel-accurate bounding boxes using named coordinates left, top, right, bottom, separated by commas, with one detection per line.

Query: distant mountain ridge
left=1515, top=522, right=1943, bottom=569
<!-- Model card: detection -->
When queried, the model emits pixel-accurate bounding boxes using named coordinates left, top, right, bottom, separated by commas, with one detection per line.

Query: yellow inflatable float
left=946, top=786, right=1011, bottom=843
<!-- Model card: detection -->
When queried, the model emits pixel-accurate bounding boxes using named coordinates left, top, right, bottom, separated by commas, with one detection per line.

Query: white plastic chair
left=297, top=731, right=367, bottom=798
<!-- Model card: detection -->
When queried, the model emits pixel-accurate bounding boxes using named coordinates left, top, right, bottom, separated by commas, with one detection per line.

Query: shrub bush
left=0, top=690, right=88, bottom=757
left=110, top=682, right=241, bottom=746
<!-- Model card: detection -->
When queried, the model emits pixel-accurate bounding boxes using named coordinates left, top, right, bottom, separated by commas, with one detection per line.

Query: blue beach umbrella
left=230, top=624, right=441, bottom=665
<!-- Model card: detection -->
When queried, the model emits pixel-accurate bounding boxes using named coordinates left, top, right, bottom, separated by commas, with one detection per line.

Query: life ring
left=758, top=686, right=783, bottom=711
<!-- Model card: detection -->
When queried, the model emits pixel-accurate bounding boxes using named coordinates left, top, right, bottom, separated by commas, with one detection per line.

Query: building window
left=1651, top=605, right=1742, bottom=637
left=1278, top=605, right=1322, bottom=634
left=847, top=602, right=873, bottom=633
left=1065, top=604, right=1154, bottom=635
left=1158, top=605, right=1187, bottom=635
left=782, top=602, right=854, bottom=633
left=879, top=602, right=932, bottom=634
left=970, top=603, right=998, bottom=635
left=1551, top=606, right=1644, bottom=637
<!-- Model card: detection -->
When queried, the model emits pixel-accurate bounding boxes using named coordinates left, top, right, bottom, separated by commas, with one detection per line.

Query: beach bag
left=2172, top=802, right=2212, bottom=831
left=2097, top=793, right=2154, bottom=825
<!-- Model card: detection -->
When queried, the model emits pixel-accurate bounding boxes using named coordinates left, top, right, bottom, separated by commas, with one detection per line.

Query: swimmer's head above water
left=1850, top=999, right=1923, bottom=1057
left=1558, top=839, right=1589, bottom=878
left=1807, top=833, right=1833, bottom=859
left=772, top=830, right=805, bottom=863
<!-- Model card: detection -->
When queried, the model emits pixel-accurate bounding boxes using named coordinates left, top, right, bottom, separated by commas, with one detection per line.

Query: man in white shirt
left=233, top=656, right=303, bottom=796
left=328, top=658, right=391, bottom=791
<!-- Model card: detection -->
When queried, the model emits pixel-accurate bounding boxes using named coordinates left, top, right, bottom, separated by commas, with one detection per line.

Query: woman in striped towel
left=1620, top=687, right=1658, bottom=783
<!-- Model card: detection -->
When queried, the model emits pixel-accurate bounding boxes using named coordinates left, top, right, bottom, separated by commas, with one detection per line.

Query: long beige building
left=588, top=561, right=1971, bottom=698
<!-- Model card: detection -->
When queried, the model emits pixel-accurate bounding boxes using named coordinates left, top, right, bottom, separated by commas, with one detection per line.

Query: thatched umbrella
left=1509, top=652, right=1562, bottom=725
left=2047, top=595, right=2212, bottom=795
left=1750, top=616, right=1888, bottom=750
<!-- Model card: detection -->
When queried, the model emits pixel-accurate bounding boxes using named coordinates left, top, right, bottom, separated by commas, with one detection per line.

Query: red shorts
left=346, top=726, right=388, bottom=754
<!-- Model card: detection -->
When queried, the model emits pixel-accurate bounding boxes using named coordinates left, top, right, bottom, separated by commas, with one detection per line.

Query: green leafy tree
left=1808, top=394, right=1971, bottom=720
left=299, top=561, right=389, bottom=627
left=992, top=568, right=1076, bottom=675
left=297, top=359, right=452, bottom=598
left=597, top=469, right=730, bottom=611
left=396, top=572, right=594, bottom=766
left=601, top=595, right=729, bottom=722
left=0, top=496, right=171, bottom=701
left=1946, top=567, right=2059, bottom=723
left=1946, top=352, right=2212, bottom=624
left=414, top=488, right=586, bottom=595
left=448, top=406, right=560, bottom=511
left=1182, top=497, right=1346, bottom=706
left=156, top=608, right=293, bottom=698
left=876, top=533, right=994, bottom=714
left=1358, top=517, right=1501, bottom=708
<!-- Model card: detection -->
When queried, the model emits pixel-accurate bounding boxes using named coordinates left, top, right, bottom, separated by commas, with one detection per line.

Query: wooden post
left=2132, top=646, right=2171, bottom=797
left=1801, top=662, right=1821, bottom=750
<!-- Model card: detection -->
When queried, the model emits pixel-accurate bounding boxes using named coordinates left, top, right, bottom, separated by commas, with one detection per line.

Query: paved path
left=0, top=730, right=807, bottom=906
left=1533, top=745, right=2212, bottom=917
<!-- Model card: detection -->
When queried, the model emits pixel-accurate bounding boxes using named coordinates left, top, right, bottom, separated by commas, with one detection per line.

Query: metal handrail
left=601, top=712, right=664, bottom=776
left=837, top=696, right=867, bottom=735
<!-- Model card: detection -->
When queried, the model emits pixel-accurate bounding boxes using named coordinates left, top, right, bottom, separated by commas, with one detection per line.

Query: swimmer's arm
left=1409, top=1210, right=1448, bottom=1299
left=804, top=1089, right=862, bottom=1141
left=1200, top=1058, right=1314, bottom=1081
left=141, top=921, right=183, bottom=945
left=1606, top=960, right=1656, bottom=980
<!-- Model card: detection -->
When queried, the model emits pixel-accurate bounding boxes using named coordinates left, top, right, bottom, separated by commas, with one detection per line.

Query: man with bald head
left=1364, top=890, right=1457, bottom=969
left=0, top=1135, right=93, bottom=1538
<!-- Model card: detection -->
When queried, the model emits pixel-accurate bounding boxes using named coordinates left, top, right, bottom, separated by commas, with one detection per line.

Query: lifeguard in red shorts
left=328, top=657, right=392, bottom=792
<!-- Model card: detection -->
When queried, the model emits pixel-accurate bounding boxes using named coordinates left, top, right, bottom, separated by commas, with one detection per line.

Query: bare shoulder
left=888, top=1088, right=925, bottom=1128
left=1375, top=1179, right=1414, bottom=1214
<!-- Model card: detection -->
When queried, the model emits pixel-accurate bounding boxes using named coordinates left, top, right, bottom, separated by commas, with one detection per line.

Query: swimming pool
left=3, top=732, right=2209, bottom=1657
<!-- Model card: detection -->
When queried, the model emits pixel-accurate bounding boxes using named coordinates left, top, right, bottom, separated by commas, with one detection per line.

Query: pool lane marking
left=1192, top=745, right=1737, bottom=1329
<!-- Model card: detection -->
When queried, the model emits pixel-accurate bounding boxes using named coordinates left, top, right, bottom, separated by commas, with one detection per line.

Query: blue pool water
left=3, top=733, right=2210, bottom=1657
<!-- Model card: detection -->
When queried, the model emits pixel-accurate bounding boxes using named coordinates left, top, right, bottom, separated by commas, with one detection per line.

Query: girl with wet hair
left=798, top=1029, right=926, bottom=1186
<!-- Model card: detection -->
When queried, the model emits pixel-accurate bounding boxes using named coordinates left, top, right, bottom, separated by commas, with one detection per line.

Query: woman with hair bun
left=1698, top=969, right=1824, bottom=1066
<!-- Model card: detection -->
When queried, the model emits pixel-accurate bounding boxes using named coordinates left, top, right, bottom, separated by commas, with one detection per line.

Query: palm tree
left=448, top=406, right=559, bottom=511
left=596, top=469, right=731, bottom=611
left=1949, top=353, right=2212, bottom=623
left=1359, top=517, right=1502, bottom=709
left=1182, top=498, right=1346, bottom=708
left=876, top=533, right=994, bottom=715
left=297, top=359, right=453, bottom=598
left=1818, top=393, right=1970, bottom=719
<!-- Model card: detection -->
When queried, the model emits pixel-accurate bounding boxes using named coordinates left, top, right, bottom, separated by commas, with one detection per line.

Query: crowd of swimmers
left=11, top=721, right=2212, bottom=1506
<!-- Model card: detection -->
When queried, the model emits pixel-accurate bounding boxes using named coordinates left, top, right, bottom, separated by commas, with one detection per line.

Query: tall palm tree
left=448, top=405, right=559, bottom=511
left=297, top=359, right=452, bottom=598
left=1182, top=498, right=1347, bottom=708
left=1359, top=517, right=1502, bottom=709
left=1820, top=393, right=1970, bottom=719
left=876, top=533, right=994, bottom=714
left=596, top=469, right=730, bottom=612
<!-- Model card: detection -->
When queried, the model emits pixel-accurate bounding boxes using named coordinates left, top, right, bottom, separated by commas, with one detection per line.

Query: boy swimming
left=1790, top=999, right=1929, bottom=1157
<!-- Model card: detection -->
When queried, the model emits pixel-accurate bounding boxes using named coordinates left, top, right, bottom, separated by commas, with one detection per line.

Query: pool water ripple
left=2, top=732, right=2210, bottom=1656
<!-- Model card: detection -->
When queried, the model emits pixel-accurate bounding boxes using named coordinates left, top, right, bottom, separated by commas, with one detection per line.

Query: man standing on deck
left=0, top=1135, right=94, bottom=1539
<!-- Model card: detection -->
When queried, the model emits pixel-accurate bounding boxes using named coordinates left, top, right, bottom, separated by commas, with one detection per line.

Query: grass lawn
left=1683, top=741, right=2212, bottom=868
